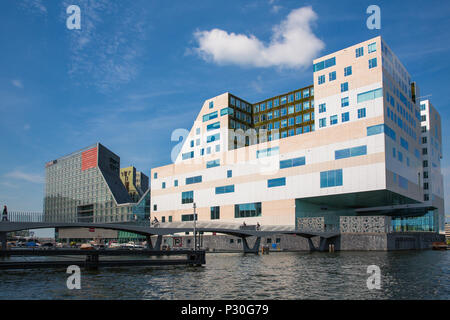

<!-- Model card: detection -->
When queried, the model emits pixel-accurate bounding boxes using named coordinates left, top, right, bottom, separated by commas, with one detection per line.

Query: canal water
left=0, top=250, right=448, bottom=300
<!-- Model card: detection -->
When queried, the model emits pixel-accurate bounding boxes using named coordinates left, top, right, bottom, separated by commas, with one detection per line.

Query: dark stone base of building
left=158, top=232, right=446, bottom=252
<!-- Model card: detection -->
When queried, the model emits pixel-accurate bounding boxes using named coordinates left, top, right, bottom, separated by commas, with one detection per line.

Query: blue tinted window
left=330, top=115, right=338, bottom=125
left=344, top=66, right=352, bottom=76
left=280, top=156, right=305, bottom=169
left=207, top=133, right=220, bottom=143
left=318, top=75, right=325, bottom=85
left=207, top=122, right=220, bottom=131
left=181, top=191, right=194, bottom=204
left=182, top=151, right=194, bottom=160
left=358, top=108, right=366, bottom=118
left=342, top=112, right=350, bottom=122
left=209, top=101, right=214, bottom=109
left=206, top=159, right=220, bottom=168
left=320, top=169, right=343, bottom=188
left=215, top=185, right=235, bottom=194
left=186, top=175, right=202, bottom=184
left=227, top=170, right=232, bottom=178
left=355, top=47, right=364, bottom=57
left=341, top=97, right=349, bottom=107
left=341, top=82, right=348, bottom=92
left=357, top=88, right=382, bottom=103
left=256, top=146, right=279, bottom=159
left=202, top=111, right=218, bottom=122
left=335, top=145, right=367, bottom=160
left=329, top=71, right=336, bottom=81
left=268, top=177, right=286, bottom=188
left=369, top=58, right=377, bottom=69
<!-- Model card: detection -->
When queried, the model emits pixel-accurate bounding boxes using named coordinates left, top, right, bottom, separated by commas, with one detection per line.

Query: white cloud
left=5, top=170, right=45, bottom=184
left=193, top=6, right=324, bottom=69
left=12, top=80, right=23, bottom=88
left=271, top=5, right=283, bottom=13
left=19, top=0, right=47, bottom=15
left=62, top=0, right=149, bottom=92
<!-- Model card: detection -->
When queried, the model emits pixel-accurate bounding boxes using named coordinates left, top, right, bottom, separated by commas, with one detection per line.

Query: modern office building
left=150, top=36, right=445, bottom=236
left=44, top=143, right=150, bottom=240
left=120, top=166, right=149, bottom=202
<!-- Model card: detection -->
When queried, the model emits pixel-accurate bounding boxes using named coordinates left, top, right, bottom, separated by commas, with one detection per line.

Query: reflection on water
left=0, top=250, right=448, bottom=300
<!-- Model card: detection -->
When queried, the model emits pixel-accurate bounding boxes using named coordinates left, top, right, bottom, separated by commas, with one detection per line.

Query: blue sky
left=1, top=0, right=450, bottom=218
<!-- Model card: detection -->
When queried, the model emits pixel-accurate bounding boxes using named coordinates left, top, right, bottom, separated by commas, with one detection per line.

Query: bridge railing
left=6, top=212, right=44, bottom=223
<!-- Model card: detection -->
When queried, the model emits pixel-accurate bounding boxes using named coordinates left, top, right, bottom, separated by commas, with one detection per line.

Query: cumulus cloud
left=193, top=6, right=324, bottom=69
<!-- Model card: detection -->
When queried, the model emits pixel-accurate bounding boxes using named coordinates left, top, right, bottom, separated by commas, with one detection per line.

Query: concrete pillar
left=0, top=232, right=7, bottom=252
left=146, top=235, right=153, bottom=249
left=242, top=236, right=261, bottom=254
left=307, top=238, right=316, bottom=252
left=153, top=235, right=162, bottom=251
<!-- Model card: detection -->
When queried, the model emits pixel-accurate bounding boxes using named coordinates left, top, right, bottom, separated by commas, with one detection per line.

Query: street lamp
left=193, top=202, right=197, bottom=251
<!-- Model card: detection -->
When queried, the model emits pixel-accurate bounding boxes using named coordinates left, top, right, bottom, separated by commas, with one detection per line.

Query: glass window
left=288, top=106, right=294, bottom=114
left=335, top=145, right=367, bottom=160
left=303, top=113, right=310, bottom=122
left=318, top=75, right=325, bottom=85
left=202, top=111, right=218, bottom=122
left=344, top=66, right=352, bottom=76
left=281, top=108, right=287, bottom=116
left=181, top=191, right=194, bottom=204
left=368, top=42, right=376, bottom=53
left=358, top=108, right=366, bottom=118
left=303, top=101, right=310, bottom=110
left=267, top=100, right=272, bottom=109
left=295, top=115, right=302, bottom=124
left=206, top=159, right=220, bottom=168
left=227, top=170, right=232, bottom=178
left=355, top=47, right=364, bottom=58
left=342, top=112, right=350, bottom=122
left=329, top=71, right=336, bottom=81
left=273, top=98, right=279, bottom=107
left=210, top=206, right=220, bottom=220
left=267, top=177, right=286, bottom=188
left=319, top=103, right=326, bottom=113
left=319, top=118, right=326, bottom=128
left=280, top=156, right=305, bottom=169
left=209, top=101, right=214, bottom=109
left=234, top=202, right=261, bottom=218
left=369, top=58, right=377, bottom=69
left=320, top=169, right=343, bottom=188
left=186, top=175, right=202, bottom=184
left=295, top=92, right=301, bottom=100
left=288, top=94, right=294, bottom=103
left=330, top=115, right=338, bottom=125
left=341, top=82, right=348, bottom=92
left=215, top=185, right=235, bottom=194
left=341, top=97, right=349, bottom=107
left=295, top=103, right=302, bottom=112
left=281, top=96, right=287, bottom=105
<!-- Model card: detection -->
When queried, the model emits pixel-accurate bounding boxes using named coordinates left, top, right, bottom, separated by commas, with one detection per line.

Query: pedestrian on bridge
left=2, top=205, right=8, bottom=222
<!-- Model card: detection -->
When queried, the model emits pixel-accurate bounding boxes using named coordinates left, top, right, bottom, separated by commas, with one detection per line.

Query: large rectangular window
left=335, top=145, right=367, bottom=160
left=320, top=169, right=343, bottom=188
left=234, top=202, right=262, bottom=218
left=207, top=121, right=220, bottom=131
left=186, top=175, right=202, bottom=185
left=313, top=57, right=336, bottom=72
left=202, top=111, right=218, bottom=122
left=220, top=107, right=233, bottom=116
left=256, top=146, right=279, bottom=159
left=181, top=191, right=194, bottom=204
left=280, top=156, right=305, bottom=169
left=206, top=159, right=220, bottom=168
left=215, top=185, right=235, bottom=194
left=268, top=177, right=286, bottom=188
left=182, top=151, right=194, bottom=160
left=357, top=88, right=382, bottom=103
left=181, top=214, right=197, bottom=221
left=367, top=124, right=396, bottom=140
left=210, top=206, right=220, bottom=220
left=207, top=133, right=220, bottom=143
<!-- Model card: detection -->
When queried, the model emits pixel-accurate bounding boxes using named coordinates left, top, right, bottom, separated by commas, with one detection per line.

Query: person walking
left=2, top=205, right=8, bottom=222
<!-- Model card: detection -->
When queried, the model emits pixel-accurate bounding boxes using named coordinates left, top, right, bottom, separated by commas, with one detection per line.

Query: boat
left=431, top=242, right=448, bottom=250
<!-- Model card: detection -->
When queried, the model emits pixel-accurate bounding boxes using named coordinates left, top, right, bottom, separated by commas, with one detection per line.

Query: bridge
left=0, top=220, right=340, bottom=253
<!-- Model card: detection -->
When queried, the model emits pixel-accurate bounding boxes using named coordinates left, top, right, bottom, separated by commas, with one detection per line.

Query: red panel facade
left=81, top=147, right=98, bottom=171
